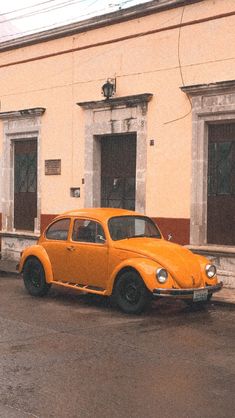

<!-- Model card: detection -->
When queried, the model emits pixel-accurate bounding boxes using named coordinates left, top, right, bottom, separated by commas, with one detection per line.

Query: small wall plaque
left=45, top=159, right=61, bottom=175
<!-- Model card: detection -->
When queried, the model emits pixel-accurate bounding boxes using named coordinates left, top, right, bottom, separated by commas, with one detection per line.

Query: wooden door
left=14, top=139, right=37, bottom=231
left=207, top=124, right=235, bottom=245
left=101, top=134, right=136, bottom=210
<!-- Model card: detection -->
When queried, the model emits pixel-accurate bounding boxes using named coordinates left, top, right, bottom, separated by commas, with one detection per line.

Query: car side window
left=72, top=219, right=106, bottom=244
left=46, top=218, right=70, bottom=241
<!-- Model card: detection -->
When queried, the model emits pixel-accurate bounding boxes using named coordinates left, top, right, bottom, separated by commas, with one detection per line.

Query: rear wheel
left=113, top=271, right=151, bottom=314
left=23, top=257, right=51, bottom=297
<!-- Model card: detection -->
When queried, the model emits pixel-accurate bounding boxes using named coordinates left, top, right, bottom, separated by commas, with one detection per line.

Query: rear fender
left=107, top=257, right=174, bottom=295
left=19, top=245, right=54, bottom=283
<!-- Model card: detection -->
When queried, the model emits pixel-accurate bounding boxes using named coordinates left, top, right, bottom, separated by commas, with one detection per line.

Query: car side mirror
left=167, top=233, right=173, bottom=241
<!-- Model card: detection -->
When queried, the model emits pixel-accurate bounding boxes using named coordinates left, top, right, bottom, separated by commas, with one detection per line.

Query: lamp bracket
left=107, top=78, right=116, bottom=93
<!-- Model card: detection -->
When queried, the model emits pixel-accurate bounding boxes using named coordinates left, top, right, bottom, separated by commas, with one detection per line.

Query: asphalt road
left=0, top=275, right=234, bottom=418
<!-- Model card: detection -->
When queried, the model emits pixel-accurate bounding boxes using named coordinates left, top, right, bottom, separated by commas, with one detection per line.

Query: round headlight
left=205, top=264, right=216, bottom=279
left=156, top=268, right=168, bottom=284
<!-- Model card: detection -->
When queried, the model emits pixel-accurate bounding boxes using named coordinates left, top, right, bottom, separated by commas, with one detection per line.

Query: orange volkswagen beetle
left=19, top=208, right=223, bottom=314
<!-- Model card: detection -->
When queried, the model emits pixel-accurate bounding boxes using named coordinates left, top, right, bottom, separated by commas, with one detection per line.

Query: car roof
left=59, top=208, right=143, bottom=222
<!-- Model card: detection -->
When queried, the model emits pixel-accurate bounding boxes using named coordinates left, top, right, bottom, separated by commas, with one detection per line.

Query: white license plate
left=193, top=289, right=208, bottom=302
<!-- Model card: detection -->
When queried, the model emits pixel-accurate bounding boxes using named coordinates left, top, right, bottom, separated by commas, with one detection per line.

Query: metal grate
left=207, top=124, right=235, bottom=245
left=14, top=139, right=37, bottom=231
left=101, top=134, right=136, bottom=210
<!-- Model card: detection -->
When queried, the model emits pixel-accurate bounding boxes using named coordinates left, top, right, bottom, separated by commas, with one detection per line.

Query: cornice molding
left=77, top=93, right=153, bottom=110
left=0, top=107, right=46, bottom=120
left=181, top=80, right=235, bottom=96
left=0, top=0, right=202, bottom=52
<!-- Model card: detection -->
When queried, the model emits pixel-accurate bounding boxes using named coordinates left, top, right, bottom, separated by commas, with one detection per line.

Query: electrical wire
left=0, top=0, right=98, bottom=24
left=0, top=0, right=59, bottom=17
left=0, top=0, right=140, bottom=41
left=164, top=5, right=192, bottom=125
left=0, top=0, right=137, bottom=21
left=0, top=1, right=106, bottom=40
left=2, top=53, right=235, bottom=99
left=0, top=1, right=233, bottom=131
left=0, top=13, right=102, bottom=42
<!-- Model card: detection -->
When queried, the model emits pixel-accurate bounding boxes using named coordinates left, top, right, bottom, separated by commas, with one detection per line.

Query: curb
left=0, top=269, right=234, bottom=305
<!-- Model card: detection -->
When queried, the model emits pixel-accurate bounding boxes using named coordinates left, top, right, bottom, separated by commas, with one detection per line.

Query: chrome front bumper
left=153, top=281, right=223, bottom=299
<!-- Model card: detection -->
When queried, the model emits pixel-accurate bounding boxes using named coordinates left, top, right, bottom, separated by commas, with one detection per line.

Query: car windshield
left=108, top=216, right=161, bottom=241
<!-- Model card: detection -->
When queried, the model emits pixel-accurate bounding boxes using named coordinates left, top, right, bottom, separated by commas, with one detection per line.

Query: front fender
left=107, top=257, right=174, bottom=295
left=19, top=245, right=54, bottom=283
left=194, top=254, right=218, bottom=285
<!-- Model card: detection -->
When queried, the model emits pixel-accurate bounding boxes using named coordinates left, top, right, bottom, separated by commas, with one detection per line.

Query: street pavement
left=0, top=274, right=235, bottom=418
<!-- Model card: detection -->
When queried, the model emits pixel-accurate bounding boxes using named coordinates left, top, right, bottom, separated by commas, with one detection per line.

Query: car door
left=67, top=218, right=109, bottom=289
left=42, top=217, right=75, bottom=282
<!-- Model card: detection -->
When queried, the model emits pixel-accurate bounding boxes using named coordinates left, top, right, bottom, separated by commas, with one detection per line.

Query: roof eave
left=0, top=0, right=203, bottom=52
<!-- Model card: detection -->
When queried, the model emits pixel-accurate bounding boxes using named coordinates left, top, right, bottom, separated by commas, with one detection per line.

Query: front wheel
left=23, top=257, right=51, bottom=297
left=113, top=271, right=151, bottom=314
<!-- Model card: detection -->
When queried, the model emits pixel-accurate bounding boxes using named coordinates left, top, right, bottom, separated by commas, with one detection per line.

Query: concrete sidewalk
left=0, top=258, right=234, bottom=304
left=212, top=287, right=235, bottom=305
left=0, top=259, right=18, bottom=274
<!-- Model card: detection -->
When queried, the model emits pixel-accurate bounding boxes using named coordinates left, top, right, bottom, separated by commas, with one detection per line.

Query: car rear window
left=45, top=218, right=70, bottom=241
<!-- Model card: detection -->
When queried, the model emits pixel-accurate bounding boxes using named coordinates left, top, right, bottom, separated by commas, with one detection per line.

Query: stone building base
left=188, top=245, right=235, bottom=288
left=0, top=232, right=40, bottom=263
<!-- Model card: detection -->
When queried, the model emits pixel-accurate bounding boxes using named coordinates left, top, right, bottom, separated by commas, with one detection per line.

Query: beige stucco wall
left=0, top=0, right=235, bottom=218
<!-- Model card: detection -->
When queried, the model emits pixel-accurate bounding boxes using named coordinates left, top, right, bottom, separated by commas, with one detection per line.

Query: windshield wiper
left=127, top=234, right=160, bottom=239
left=127, top=234, right=146, bottom=239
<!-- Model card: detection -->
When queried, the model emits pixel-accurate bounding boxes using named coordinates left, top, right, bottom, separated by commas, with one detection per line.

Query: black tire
left=23, top=257, right=51, bottom=297
left=113, top=271, right=151, bottom=314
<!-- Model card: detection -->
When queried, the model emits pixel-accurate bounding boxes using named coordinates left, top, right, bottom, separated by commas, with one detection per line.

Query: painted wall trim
left=1, top=7, right=235, bottom=69
left=40, top=214, right=57, bottom=233
left=153, top=217, right=190, bottom=245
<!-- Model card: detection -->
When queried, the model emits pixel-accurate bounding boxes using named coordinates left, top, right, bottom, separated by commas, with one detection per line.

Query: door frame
left=77, top=94, right=152, bottom=214
left=0, top=108, right=45, bottom=233
left=181, top=80, right=235, bottom=246
left=100, top=133, right=137, bottom=210
left=207, top=125, right=235, bottom=245
left=13, top=138, right=38, bottom=231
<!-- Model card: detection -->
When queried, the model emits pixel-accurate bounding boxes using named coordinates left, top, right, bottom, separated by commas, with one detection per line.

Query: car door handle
left=67, top=246, right=76, bottom=252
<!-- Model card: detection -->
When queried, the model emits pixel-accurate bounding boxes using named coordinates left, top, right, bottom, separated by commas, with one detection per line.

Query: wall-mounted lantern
left=102, top=78, right=116, bottom=99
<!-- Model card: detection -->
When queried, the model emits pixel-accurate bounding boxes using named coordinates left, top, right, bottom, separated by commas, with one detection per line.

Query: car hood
left=113, top=238, right=204, bottom=288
